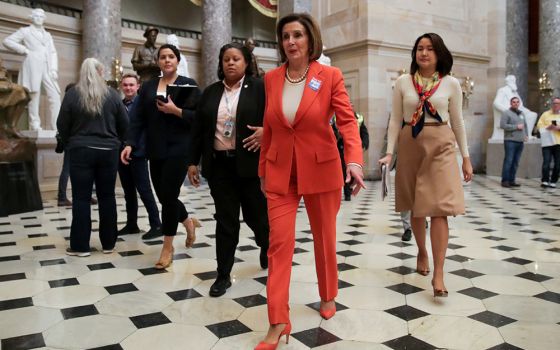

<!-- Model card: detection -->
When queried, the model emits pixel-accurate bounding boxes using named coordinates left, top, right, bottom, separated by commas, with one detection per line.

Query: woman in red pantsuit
left=255, top=13, right=365, bottom=350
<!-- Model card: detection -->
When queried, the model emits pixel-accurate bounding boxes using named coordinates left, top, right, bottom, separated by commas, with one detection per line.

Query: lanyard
left=224, top=86, right=241, bottom=119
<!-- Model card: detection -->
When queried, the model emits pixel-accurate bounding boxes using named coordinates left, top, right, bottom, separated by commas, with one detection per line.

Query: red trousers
left=266, top=179, right=341, bottom=324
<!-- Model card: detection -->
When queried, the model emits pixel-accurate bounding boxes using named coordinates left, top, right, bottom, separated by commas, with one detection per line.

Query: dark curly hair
left=217, top=42, right=253, bottom=80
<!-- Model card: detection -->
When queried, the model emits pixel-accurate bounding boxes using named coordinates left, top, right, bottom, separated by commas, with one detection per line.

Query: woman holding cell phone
left=121, top=44, right=201, bottom=269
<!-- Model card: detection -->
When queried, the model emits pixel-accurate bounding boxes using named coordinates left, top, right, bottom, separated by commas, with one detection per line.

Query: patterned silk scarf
left=410, top=71, right=443, bottom=138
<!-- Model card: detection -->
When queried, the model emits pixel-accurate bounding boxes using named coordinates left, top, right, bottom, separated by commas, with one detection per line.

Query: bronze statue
left=244, top=37, right=262, bottom=78
left=0, top=58, right=30, bottom=140
left=131, top=26, right=160, bottom=82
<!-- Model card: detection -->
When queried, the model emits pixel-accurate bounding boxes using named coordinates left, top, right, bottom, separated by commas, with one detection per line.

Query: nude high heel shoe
left=184, top=217, right=201, bottom=248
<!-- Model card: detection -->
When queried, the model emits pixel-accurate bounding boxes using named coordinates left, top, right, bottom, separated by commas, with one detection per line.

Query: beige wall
left=313, top=0, right=506, bottom=177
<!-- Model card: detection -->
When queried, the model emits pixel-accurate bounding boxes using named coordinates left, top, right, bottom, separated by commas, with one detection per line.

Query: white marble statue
left=2, top=8, right=61, bottom=131
left=166, top=34, right=190, bottom=78
left=491, top=75, right=536, bottom=140
left=317, top=45, right=331, bottom=66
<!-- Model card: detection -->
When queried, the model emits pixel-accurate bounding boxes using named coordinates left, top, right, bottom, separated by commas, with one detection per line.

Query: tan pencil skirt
left=395, top=124, right=465, bottom=217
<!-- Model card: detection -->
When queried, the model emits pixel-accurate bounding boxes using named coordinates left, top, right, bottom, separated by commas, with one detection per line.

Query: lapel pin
left=244, top=84, right=248, bottom=88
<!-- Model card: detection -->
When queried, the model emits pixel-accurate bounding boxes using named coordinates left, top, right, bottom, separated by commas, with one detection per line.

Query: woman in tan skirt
left=379, top=33, right=473, bottom=297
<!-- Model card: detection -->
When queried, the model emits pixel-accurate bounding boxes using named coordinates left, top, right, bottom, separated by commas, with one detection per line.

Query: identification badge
left=308, top=77, right=322, bottom=91
left=223, top=118, right=234, bottom=138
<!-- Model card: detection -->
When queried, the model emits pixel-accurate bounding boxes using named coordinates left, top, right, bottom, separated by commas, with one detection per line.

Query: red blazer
left=259, top=61, right=363, bottom=195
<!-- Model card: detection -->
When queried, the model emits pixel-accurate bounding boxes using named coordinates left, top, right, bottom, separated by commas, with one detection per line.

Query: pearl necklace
left=286, top=64, right=310, bottom=84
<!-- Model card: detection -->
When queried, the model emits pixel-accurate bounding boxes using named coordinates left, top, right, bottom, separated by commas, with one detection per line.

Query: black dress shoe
left=401, top=229, right=412, bottom=242
left=501, top=181, right=511, bottom=188
left=260, top=247, right=268, bottom=269
left=118, top=225, right=141, bottom=236
left=510, top=182, right=521, bottom=187
left=141, top=227, right=162, bottom=240
left=209, top=276, right=232, bottom=297
left=57, top=199, right=72, bottom=207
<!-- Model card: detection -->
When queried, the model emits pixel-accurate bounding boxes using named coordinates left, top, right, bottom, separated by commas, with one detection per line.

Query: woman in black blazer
left=187, top=42, right=269, bottom=297
left=121, top=44, right=201, bottom=269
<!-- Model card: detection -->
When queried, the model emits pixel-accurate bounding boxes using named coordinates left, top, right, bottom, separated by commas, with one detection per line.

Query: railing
left=1, top=0, right=278, bottom=49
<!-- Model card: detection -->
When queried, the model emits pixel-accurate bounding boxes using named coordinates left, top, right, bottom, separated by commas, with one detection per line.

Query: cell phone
left=553, top=120, right=558, bottom=126
left=156, top=95, right=168, bottom=103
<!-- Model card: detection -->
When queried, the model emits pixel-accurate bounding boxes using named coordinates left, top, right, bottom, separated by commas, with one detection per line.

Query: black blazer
left=189, top=76, right=265, bottom=179
left=127, top=75, right=201, bottom=160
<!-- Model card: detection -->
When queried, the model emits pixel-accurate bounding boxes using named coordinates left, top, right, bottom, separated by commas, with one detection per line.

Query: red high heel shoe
left=254, top=322, right=291, bottom=350
left=319, top=302, right=336, bottom=320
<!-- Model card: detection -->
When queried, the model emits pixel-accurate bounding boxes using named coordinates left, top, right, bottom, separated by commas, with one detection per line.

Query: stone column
left=539, top=0, right=560, bottom=101
left=278, top=0, right=312, bottom=17
left=82, top=0, right=122, bottom=80
left=506, top=0, right=528, bottom=102
left=201, top=0, right=231, bottom=88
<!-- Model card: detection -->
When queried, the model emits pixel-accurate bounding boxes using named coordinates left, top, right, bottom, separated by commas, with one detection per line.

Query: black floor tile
left=338, top=280, right=353, bottom=289
left=0, top=255, right=21, bottom=262
left=61, top=304, right=99, bottom=320
left=468, top=310, right=516, bottom=328
left=534, top=291, right=560, bottom=304
left=1, top=333, right=45, bottom=349
left=144, top=240, right=163, bottom=246
left=293, top=247, right=308, bottom=254
left=0, top=297, right=33, bottom=311
left=254, top=276, right=267, bottom=285
left=32, top=244, right=56, bottom=250
left=503, top=257, right=532, bottom=265
left=388, top=252, right=415, bottom=260
left=483, top=236, right=507, bottom=241
left=385, top=304, right=429, bottom=321
left=194, top=270, right=218, bottom=281
left=49, top=277, right=80, bottom=288
left=383, top=335, right=435, bottom=350
left=0, top=272, right=26, bottom=282
left=192, top=242, right=211, bottom=248
left=206, top=319, right=251, bottom=338
left=0, top=241, right=16, bottom=247
left=28, top=233, right=48, bottom=238
left=118, top=250, right=143, bottom=257
left=234, top=294, right=267, bottom=308
left=386, top=283, right=424, bottom=295
left=138, top=267, right=168, bottom=276
left=447, top=243, right=465, bottom=250
left=40, top=258, right=66, bottom=266
left=340, top=239, right=362, bottom=246
left=237, top=245, right=258, bottom=251
left=446, top=254, right=471, bottom=263
left=486, top=343, right=525, bottom=350
left=515, top=272, right=553, bottom=282
left=88, top=344, right=124, bottom=350
left=532, top=237, right=555, bottom=243
left=387, top=266, right=416, bottom=275
left=88, top=262, right=116, bottom=271
left=337, top=262, right=357, bottom=271
left=336, top=250, right=360, bottom=257
left=458, top=287, right=498, bottom=300
left=292, top=327, right=341, bottom=348
left=166, top=288, right=202, bottom=301
left=130, top=312, right=171, bottom=329
left=105, top=283, right=139, bottom=295
left=306, top=301, right=348, bottom=314
left=492, top=245, right=518, bottom=252
left=450, top=269, right=484, bottom=279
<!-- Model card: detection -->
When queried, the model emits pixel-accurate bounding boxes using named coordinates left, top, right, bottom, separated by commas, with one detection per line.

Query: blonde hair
left=76, top=58, right=108, bottom=116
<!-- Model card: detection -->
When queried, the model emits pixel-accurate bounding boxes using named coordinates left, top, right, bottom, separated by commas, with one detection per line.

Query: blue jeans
left=118, top=157, right=161, bottom=229
left=69, top=147, right=119, bottom=252
left=501, top=140, right=524, bottom=183
left=542, top=144, right=560, bottom=183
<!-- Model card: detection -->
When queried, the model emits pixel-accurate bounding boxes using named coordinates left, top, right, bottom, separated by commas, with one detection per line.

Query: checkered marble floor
left=0, top=176, right=559, bottom=350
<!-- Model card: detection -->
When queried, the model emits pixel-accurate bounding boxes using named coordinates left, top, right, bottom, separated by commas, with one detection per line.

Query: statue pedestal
left=0, top=139, right=43, bottom=216
left=486, top=139, right=542, bottom=179
left=21, top=130, right=57, bottom=139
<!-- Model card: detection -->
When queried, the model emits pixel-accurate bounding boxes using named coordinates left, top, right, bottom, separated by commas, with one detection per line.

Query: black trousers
left=542, top=144, right=560, bottom=183
left=149, top=157, right=189, bottom=236
left=118, top=156, right=161, bottom=229
left=208, top=155, right=269, bottom=278
left=69, top=147, right=119, bottom=252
